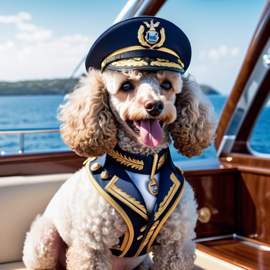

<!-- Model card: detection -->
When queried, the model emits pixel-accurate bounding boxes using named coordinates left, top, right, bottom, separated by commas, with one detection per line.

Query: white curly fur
left=23, top=215, right=61, bottom=270
left=23, top=68, right=216, bottom=270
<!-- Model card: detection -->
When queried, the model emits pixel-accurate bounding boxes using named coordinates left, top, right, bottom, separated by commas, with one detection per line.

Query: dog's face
left=103, top=70, right=182, bottom=148
left=58, top=68, right=216, bottom=158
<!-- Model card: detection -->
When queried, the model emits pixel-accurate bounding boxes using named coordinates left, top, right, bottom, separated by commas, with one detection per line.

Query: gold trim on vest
left=105, top=176, right=149, bottom=221
left=154, top=173, right=180, bottom=221
left=108, top=150, right=144, bottom=170
left=85, top=160, right=134, bottom=257
left=147, top=178, right=186, bottom=253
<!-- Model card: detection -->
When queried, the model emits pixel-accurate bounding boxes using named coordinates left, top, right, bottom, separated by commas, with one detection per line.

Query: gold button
left=140, top=225, right=147, bottom=232
left=137, top=235, right=143, bottom=240
left=101, top=171, right=109, bottom=179
left=91, top=163, right=101, bottom=172
left=198, top=207, right=211, bottom=223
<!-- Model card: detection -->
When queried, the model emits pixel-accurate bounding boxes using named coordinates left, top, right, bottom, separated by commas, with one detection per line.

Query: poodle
left=22, top=67, right=216, bottom=270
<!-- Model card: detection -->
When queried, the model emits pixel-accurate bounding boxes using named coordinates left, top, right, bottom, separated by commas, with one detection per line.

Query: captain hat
left=85, top=16, right=191, bottom=74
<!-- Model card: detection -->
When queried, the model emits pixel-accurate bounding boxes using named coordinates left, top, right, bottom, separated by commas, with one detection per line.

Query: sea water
left=0, top=95, right=269, bottom=161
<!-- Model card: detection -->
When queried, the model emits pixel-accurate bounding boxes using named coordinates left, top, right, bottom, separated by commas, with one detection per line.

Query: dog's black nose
left=144, top=100, right=164, bottom=116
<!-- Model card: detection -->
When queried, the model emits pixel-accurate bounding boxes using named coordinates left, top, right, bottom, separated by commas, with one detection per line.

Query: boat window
left=248, top=97, right=270, bottom=155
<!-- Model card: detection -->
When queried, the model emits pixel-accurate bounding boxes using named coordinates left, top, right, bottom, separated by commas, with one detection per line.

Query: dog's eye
left=121, top=82, right=133, bottom=91
left=161, top=81, right=172, bottom=91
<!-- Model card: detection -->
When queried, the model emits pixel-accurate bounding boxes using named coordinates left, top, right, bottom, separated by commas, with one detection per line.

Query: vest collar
left=108, top=145, right=168, bottom=175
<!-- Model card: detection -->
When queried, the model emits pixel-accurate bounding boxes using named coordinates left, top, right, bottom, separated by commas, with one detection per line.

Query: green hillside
left=0, top=78, right=220, bottom=96
left=0, top=78, right=78, bottom=96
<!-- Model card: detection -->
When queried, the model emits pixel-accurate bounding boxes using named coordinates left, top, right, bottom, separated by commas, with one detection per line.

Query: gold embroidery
left=106, top=176, right=149, bottom=220
left=156, top=58, right=184, bottom=68
left=144, top=20, right=160, bottom=32
left=111, top=57, right=184, bottom=70
left=140, top=225, right=147, bottom=232
left=134, top=220, right=160, bottom=257
left=112, top=232, right=130, bottom=251
left=137, top=235, right=143, bottom=240
left=138, top=25, right=150, bottom=47
left=157, top=151, right=168, bottom=170
left=138, top=24, right=165, bottom=49
left=178, top=59, right=185, bottom=68
left=152, top=28, right=165, bottom=49
left=85, top=161, right=134, bottom=257
left=156, top=58, right=167, bottom=62
left=154, top=173, right=180, bottom=221
left=150, top=59, right=183, bottom=70
left=111, top=59, right=148, bottom=67
left=101, top=45, right=183, bottom=70
left=108, top=150, right=144, bottom=170
left=147, top=178, right=186, bottom=253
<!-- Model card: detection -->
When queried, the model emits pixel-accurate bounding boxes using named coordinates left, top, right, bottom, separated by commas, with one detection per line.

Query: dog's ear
left=58, top=68, right=117, bottom=157
left=170, top=75, right=217, bottom=158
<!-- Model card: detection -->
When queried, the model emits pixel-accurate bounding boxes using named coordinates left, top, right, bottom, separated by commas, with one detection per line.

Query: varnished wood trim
left=235, top=234, right=270, bottom=249
left=237, top=166, right=270, bottom=176
left=184, top=167, right=237, bottom=177
left=0, top=151, right=80, bottom=163
left=196, top=243, right=257, bottom=270
left=215, top=1, right=270, bottom=150
left=0, top=151, right=85, bottom=177
left=197, top=235, right=270, bottom=269
left=220, top=153, right=270, bottom=171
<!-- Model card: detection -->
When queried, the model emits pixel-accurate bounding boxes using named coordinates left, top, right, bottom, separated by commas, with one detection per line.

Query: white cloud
left=16, top=29, right=53, bottom=42
left=0, top=12, right=95, bottom=81
left=230, top=47, right=239, bottom=57
left=0, top=41, right=15, bottom=53
left=188, top=46, right=243, bottom=94
left=17, top=22, right=37, bottom=32
left=199, top=46, right=240, bottom=62
left=0, top=12, right=31, bottom=24
left=209, top=49, right=220, bottom=61
left=198, top=50, right=206, bottom=60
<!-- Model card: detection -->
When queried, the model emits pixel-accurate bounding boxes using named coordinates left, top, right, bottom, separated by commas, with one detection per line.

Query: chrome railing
left=0, top=127, right=59, bottom=154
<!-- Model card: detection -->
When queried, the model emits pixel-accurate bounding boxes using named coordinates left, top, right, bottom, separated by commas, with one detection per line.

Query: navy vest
left=85, top=145, right=185, bottom=258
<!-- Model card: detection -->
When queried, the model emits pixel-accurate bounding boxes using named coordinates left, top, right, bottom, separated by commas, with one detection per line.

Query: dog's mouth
left=126, top=119, right=163, bottom=147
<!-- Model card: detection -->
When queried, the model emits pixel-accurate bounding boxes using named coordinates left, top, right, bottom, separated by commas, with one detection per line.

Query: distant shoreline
left=0, top=78, right=220, bottom=96
left=0, top=78, right=78, bottom=96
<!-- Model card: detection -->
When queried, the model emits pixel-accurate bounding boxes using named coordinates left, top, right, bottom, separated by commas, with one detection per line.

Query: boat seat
left=0, top=254, right=240, bottom=270
left=0, top=174, right=72, bottom=264
left=0, top=173, right=243, bottom=269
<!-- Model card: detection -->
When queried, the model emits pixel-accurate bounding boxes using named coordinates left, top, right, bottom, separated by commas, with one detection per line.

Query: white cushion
left=0, top=174, right=72, bottom=263
left=0, top=261, right=25, bottom=270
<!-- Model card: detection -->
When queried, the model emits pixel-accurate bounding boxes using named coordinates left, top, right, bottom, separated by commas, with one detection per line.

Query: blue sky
left=0, top=0, right=266, bottom=94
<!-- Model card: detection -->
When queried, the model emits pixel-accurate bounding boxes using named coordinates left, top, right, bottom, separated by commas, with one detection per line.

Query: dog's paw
left=23, top=215, right=61, bottom=269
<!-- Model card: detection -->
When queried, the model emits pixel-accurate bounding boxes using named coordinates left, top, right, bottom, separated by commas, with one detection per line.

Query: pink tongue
left=140, top=119, right=163, bottom=147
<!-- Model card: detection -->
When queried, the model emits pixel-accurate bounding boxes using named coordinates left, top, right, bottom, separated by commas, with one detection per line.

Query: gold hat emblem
left=138, top=20, right=165, bottom=49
